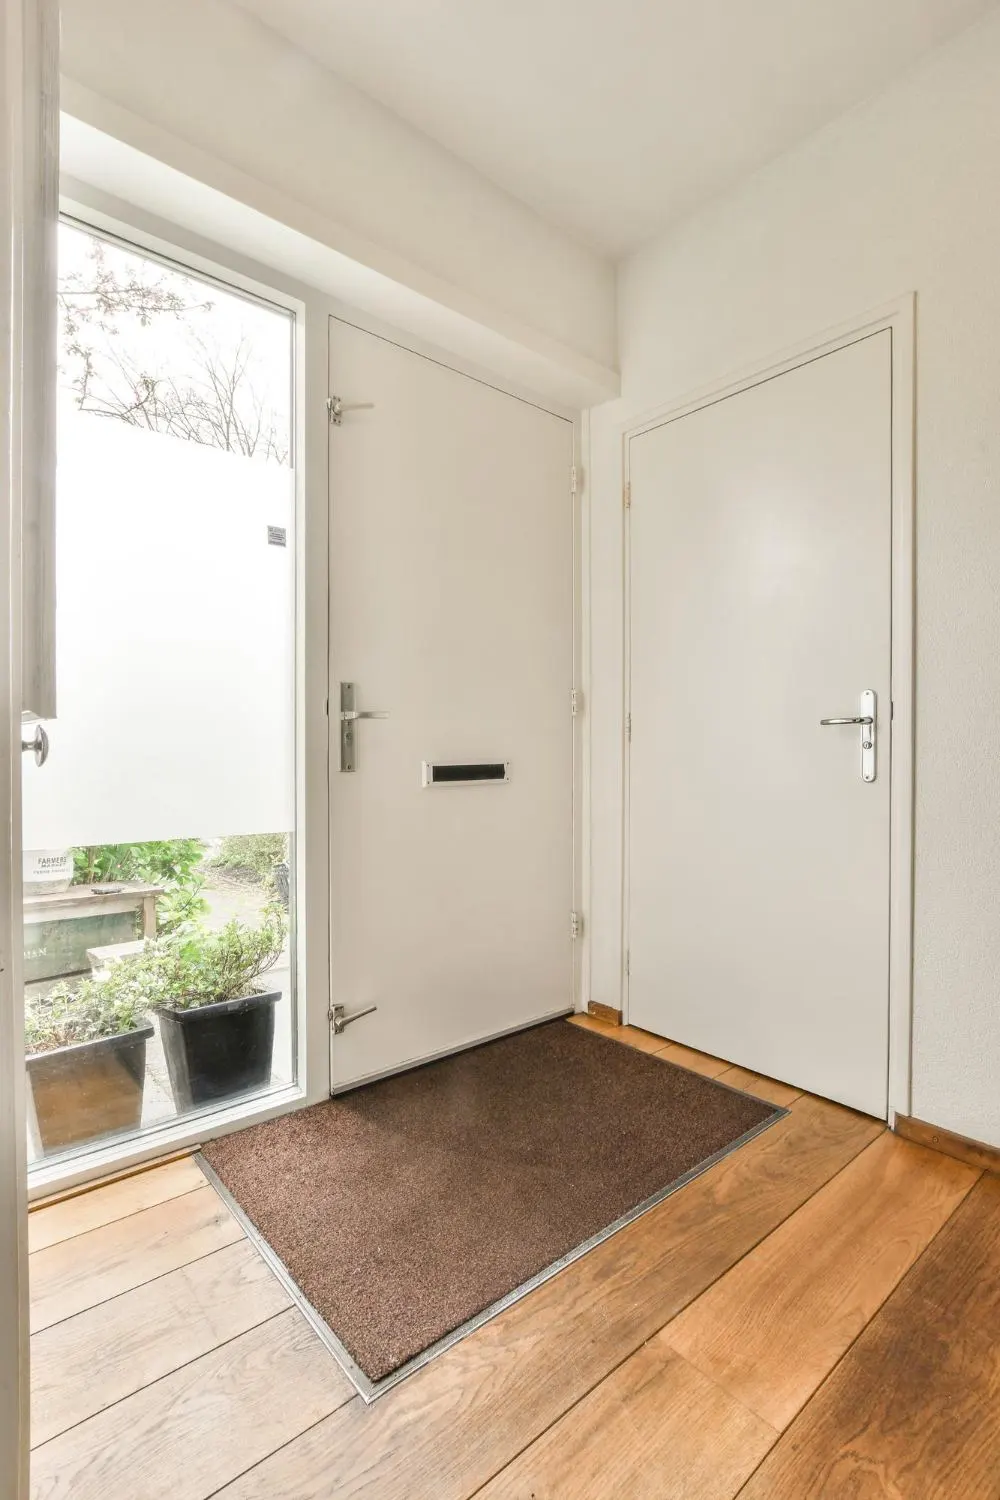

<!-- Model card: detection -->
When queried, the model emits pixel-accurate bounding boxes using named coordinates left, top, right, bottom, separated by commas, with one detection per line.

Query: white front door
left=328, top=319, right=575, bottom=1090
left=627, top=331, right=892, bottom=1117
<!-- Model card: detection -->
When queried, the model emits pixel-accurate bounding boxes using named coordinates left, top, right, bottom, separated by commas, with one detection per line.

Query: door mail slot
left=422, top=761, right=509, bottom=786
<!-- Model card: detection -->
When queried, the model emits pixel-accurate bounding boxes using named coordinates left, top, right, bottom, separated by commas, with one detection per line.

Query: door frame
left=325, top=309, right=586, bottom=1093
left=620, top=295, right=916, bottom=1121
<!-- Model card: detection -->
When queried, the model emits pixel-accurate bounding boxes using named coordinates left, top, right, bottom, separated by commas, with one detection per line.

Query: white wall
left=588, top=8, right=1000, bottom=1146
left=58, top=0, right=616, bottom=380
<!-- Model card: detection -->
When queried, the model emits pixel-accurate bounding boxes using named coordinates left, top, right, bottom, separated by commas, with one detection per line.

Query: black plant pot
left=155, top=991, right=279, bottom=1113
left=26, top=1026, right=154, bottom=1155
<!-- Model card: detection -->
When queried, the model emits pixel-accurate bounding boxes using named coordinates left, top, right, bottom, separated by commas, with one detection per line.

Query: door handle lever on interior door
left=339, top=710, right=390, bottom=721
left=819, top=690, right=877, bottom=783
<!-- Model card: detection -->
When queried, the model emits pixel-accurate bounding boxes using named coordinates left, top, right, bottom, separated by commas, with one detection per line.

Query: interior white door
left=628, top=332, right=892, bottom=1117
left=329, top=319, right=575, bottom=1089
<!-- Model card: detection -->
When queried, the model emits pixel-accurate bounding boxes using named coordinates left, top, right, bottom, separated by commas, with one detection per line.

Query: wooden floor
left=27, top=1015, right=1000, bottom=1499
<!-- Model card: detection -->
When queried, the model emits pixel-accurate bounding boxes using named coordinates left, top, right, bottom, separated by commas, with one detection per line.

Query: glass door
left=22, top=220, right=299, bottom=1170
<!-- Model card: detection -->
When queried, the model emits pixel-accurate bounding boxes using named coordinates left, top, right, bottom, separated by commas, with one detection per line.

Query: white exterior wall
left=588, top=9, right=1000, bottom=1146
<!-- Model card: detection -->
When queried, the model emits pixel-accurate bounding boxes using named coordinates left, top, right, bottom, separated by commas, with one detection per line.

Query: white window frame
left=26, top=192, right=334, bottom=1197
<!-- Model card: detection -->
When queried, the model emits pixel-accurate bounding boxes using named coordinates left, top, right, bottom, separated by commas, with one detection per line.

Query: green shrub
left=142, top=907, right=287, bottom=1011
left=71, top=839, right=208, bottom=935
left=72, top=839, right=205, bottom=887
left=208, top=833, right=288, bottom=889
left=24, top=908, right=287, bottom=1051
left=25, top=972, right=149, bottom=1054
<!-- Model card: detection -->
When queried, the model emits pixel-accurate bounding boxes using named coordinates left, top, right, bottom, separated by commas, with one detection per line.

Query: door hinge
left=625, top=712, right=632, bottom=741
left=570, top=911, right=583, bottom=941
left=625, top=950, right=631, bottom=977
left=571, top=688, right=583, bottom=717
left=570, top=464, right=583, bottom=496
left=623, top=480, right=631, bottom=509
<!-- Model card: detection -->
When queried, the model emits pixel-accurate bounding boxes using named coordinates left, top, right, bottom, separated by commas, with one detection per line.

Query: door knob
left=819, top=690, right=876, bottom=782
left=21, top=724, right=49, bottom=767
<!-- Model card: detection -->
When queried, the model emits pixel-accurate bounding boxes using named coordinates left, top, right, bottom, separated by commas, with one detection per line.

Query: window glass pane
left=23, top=223, right=297, bottom=1168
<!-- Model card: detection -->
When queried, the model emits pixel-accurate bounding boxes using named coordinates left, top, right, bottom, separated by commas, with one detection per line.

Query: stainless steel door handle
left=330, top=1003, right=378, bottom=1034
left=21, top=724, right=49, bottom=767
left=820, top=690, right=876, bottom=782
left=339, top=682, right=389, bottom=771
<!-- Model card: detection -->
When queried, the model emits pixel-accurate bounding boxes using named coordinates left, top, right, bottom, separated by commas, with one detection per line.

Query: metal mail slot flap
left=422, top=761, right=510, bottom=786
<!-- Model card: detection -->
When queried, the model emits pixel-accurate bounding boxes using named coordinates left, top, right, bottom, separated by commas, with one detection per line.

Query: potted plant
left=147, top=909, right=286, bottom=1112
left=25, top=977, right=153, bottom=1155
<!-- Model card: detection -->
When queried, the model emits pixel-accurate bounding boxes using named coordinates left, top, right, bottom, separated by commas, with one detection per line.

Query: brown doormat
left=199, top=1019, right=783, bottom=1397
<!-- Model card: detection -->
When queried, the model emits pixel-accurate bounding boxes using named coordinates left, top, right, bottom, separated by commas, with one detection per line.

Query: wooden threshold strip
left=895, top=1112, right=1000, bottom=1176
left=29, top=1145, right=200, bottom=1212
left=586, top=1001, right=623, bottom=1026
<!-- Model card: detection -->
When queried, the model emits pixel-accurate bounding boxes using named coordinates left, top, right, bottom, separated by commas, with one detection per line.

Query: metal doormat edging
left=196, top=1104, right=787, bottom=1404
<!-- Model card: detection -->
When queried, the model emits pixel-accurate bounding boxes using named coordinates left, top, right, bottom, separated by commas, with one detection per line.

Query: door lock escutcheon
left=820, top=689, right=877, bottom=782
left=339, top=682, right=389, bottom=772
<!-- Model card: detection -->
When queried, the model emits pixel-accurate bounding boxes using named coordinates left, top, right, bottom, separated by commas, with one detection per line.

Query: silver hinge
left=570, top=911, right=582, bottom=941
left=626, top=712, right=632, bottom=741
left=571, top=689, right=583, bottom=717
left=570, top=464, right=582, bottom=496
left=623, top=480, right=631, bottom=509
left=625, top=950, right=631, bottom=976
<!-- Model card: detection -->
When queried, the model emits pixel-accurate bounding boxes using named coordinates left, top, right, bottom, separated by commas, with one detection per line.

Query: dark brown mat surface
left=201, top=1020, right=780, bottom=1383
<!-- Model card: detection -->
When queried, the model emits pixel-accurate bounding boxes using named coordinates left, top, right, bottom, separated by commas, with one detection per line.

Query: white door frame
left=2, top=0, right=56, bottom=1485
left=620, top=295, right=915, bottom=1121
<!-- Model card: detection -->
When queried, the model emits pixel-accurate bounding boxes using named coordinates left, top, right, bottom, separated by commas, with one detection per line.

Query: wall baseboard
left=894, top=1114, right=1000, bottom=1176
left=587, top=1001, right=623, bottom=1026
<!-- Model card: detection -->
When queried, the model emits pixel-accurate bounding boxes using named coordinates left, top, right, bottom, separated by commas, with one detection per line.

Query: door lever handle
left=330, top=1003, right=377, bottom=1034
left=819, top=691, right=877, bottom=782
left=339, top=682, right=389, bottom=771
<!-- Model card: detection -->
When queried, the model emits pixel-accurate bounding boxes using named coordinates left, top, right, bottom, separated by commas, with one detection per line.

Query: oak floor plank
left=477, top=1337, right=776, bottom=1500
left=664, top=1131, right=977, bottom=1431
left=716, top=1066, right=802, bottom=1108
left=658, top=1041, right=731, bottom=1077
left=737, top=1174, right=1000, bottom=1498
left=567, top=1014, right=669, bottom=1052
left=214, top=1096, right=881, bottom=1500
left=28, top=1158, right=207, bottom=1253
left=29, top=1307, right=354, bottom=1500
left=31, top=1239, right=290, bottom=1446
left=30, top=1185, right=242, bottom=1332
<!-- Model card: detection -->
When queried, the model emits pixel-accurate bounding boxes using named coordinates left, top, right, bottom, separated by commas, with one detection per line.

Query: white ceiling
left=227, top=0, right=994, bottom=257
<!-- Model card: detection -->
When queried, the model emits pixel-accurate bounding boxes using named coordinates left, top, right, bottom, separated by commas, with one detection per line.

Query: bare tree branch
left=60, top=236, right=289, bottom=466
